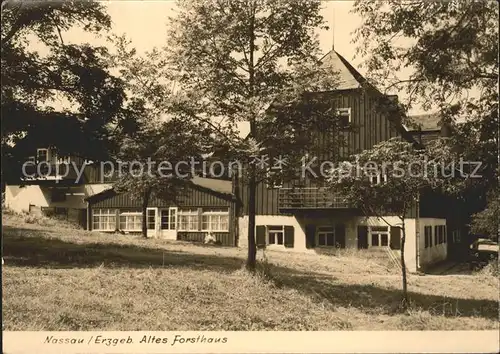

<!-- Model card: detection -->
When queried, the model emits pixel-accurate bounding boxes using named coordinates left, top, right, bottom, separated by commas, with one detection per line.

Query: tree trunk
left=142, top=187, right=152, bottom=239
left=400, top=218, right=409, bottom=309
left=245, top=2, right=257, bottom=272
left=246, top=163, right=257, bottom=272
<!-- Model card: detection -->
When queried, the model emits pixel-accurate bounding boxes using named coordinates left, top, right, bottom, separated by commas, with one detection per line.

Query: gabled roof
left=320, top=50, right=366, bottom=90
left=191, top=176, right=232, bottom=195
left=84, top=177, right=233, bottom=204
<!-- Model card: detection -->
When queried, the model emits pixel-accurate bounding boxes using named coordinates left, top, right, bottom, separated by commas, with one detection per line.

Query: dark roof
left=408, top=113, right=441, bottom=132
left=85, top=177, right=233, bottom=204
left=191, top=176, right=232, bottom=194
left=320, top=50, right=365, bottom=90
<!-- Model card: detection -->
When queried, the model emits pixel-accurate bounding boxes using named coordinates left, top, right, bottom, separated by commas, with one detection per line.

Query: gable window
left=201, top=208, right=229, bottom=232
left=178, top=208, right=199, bottom=231
left=37, top=148, right=49, bottom=163
left=120, top=212, right=142, bottom=231
left=336, top=108, right=351, bottom=127
left=266, top=170, right=283, bottom=189
left=56, top=155, right=70, bottom=164
left=92, top=209, right=117, bottom=231
left=369, top=174, right=387, bottom=185
left=369, top=226, right=389, bottom=247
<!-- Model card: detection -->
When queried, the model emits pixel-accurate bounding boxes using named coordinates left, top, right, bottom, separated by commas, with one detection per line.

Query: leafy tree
left=166, top=0, right=341, bottom=271
left=352, top=0, right=499, bottom=241
left=470, top=191, right=500, bottom=242
left=1, top=1, right=131, bottom=182
left=112, top=117, right=212, bottom=238
left=352, top=0, right=498, bottom=112
left=327, top=137, right=458, bottom=307
left=106, top=36, right=213, bottom=238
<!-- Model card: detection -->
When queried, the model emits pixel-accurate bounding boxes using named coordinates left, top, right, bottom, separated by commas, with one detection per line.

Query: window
left=50, top=189, right=66, bottom=202
left=452, top=230, right=461, bottom=243
left=146, top=209, right=156, bottom=230
left=435, top=225, right=446, bottom=244
left=266, top=170, right=283, bottom=189
left=336, top=108, right=351, bottom=127
left=160, top=208, right=177, bottom=230
left=317, top=226, right=335, bottom=246
left=424, top=226, right=432, bottom=248
left=316, top=225, right=346, bottom=247
left=434, top=225, right=445, bottom=245
left=201, top=208, right=229, bottom=231
left=119, top=212, right=142, bottom=231
left=369, top=174, right=388, bottom=185
left=178, top=208, right=199, bottom=231
left=268, top=225, right=284, bottom=245
left=56, top=155, right=70, bottom=164
left=92, top=209, right=117, bottom=231
left=369, top=226, right=389, bottom=247
left=54, top=207, right=68, bottom=216
left=37, top=148, right=49, bottom=163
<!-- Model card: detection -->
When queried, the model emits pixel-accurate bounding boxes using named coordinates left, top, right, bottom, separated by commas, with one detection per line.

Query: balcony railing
left=278, top=187, right=353, bottom=209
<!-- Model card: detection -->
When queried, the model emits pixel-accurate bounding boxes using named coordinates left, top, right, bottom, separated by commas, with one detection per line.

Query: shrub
left=477, top=259, right=499, bottom=278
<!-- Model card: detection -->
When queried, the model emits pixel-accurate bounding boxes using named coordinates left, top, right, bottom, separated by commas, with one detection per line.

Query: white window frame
left=92, top=208, right=117, bottom=231
left=316, top=225, right=336, bottom=247
left=267, top=225, right=285, bottom=246
left=201, top=208, right=229, bottom=232
left=56, top=155, right=70, bottom=164
left=146, top=208, right=157, bottom=230
left=336, top=107, right=352, bottom=124
left=369, top=226, right=390, bottom=247
left=369, top=173, right=388, bottom=185
left=37, top=148, right=49, bottom=163
left=160, top=207, right=178, bottom=230
left=266, top=169, right=283, bottom=189
left=119, top=212, right=142, bottom=232
left=178, top=208, right=199, bottom=231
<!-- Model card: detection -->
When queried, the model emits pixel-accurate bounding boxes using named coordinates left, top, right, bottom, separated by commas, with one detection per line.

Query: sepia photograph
left=1, top=0, right=499, bottom=353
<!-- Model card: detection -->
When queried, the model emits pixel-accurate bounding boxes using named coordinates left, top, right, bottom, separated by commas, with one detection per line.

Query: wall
left=4, top=184, right=111, bottom=213
left=237, top=213, right=420, bottom=272
left=418, top=218, right=447, bottom=269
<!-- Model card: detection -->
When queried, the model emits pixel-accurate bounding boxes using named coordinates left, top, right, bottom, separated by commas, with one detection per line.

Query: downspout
left=86, top=201, right=91, bottom=231
left=415, top=192, right=420, bottom=272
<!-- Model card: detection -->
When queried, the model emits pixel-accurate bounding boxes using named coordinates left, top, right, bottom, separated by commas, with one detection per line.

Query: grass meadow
left=2, top=212, right=498, bottom=331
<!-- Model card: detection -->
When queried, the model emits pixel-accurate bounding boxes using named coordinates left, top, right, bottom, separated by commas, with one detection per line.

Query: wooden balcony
left=278, top=187, right=353, bottom=210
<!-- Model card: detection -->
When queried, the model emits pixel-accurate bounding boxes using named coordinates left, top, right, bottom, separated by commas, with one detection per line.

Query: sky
left=48, top=0, right=429, bottom=136
left=103, top=0, right=359, bottom=61
left=62, top=1, right=363, bottom=71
